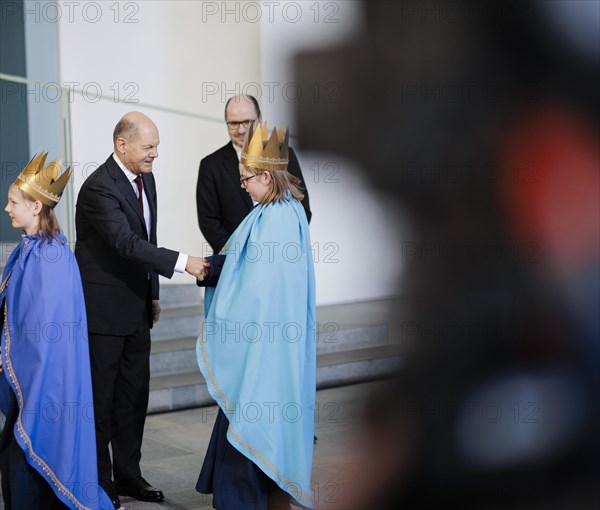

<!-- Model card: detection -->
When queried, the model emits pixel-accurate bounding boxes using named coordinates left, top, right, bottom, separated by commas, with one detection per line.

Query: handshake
left=185, top=256, right=212, bottom=281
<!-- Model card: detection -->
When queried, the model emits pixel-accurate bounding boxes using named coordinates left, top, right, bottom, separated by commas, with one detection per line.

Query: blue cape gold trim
left=0, top=233, right=113, bottom=509
left=197, top=197, right=316, bottom=508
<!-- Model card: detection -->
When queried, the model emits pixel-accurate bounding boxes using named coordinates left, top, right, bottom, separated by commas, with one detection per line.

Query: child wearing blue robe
left=196, top=124, right=316, bottom=510
left=0, top=154, right=114, bottom=510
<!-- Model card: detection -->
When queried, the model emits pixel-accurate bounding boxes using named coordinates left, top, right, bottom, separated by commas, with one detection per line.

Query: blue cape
left=197, top=197, right=316, bottom=508
left=0, top=233, right=113, bottom=510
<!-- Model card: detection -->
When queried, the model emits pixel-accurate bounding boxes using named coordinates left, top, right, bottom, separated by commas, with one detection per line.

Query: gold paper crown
left=240, top=122, right=289, bottom=171
left=15, top=152, right=72, bottom=208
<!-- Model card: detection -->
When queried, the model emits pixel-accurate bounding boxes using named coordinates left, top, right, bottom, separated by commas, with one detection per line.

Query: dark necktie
left=134, top=175, right=144, bottom=214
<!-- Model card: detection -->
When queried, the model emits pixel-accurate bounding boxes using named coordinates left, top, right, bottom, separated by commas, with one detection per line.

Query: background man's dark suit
left=196, top=141, right=312, bottom=254
left=75, top=154, right=178, bottom=485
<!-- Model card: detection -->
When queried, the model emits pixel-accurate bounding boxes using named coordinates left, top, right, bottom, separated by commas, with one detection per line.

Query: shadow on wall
left=295, top=1, right=599, bottom=508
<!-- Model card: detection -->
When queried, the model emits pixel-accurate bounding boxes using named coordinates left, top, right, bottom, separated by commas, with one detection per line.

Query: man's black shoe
left=115, top=475, right=164, bottom=502
left=100, top=480, right=124, bottom=510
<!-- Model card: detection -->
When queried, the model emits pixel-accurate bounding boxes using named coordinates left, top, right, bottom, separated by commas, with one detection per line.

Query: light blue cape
left=197, top=197, right=316, bottom=508
left=0, top=233, right=113, bottom=510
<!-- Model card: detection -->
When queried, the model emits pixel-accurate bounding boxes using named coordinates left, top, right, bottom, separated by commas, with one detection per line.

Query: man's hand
left=198, top=259, right=212, bottom=281
left=186, top=256, right=210, bottom=280
left=152, top=299, right=161, bottom=324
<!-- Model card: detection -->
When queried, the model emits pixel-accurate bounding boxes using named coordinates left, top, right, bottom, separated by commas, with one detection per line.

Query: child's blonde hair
left=12, top=184, right=62, bottom=242
left=241, top=165, right=305, bottom=205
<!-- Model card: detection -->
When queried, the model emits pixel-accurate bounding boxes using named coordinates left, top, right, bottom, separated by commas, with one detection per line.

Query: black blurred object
left=296, top=1, right=599, bottom=509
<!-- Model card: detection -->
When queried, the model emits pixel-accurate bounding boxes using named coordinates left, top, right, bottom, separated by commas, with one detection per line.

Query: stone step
left=150, top=337, right=198, bottom=377
left=147, top=290, right=404, bottom=414
left=151, top=289, right=404, bottom=343
left=150, top=284, right=203, bottom=341
left=315, top=323, right=388, bottom=354
left=157, top=283, right=202, bottom=308
left=148, top=345, right=403, bottom=414
left=151, top=306, right=203, bottom=341
left=315, top=345, right=402, bottom=388
left=150, top=323, right=389, bottom=377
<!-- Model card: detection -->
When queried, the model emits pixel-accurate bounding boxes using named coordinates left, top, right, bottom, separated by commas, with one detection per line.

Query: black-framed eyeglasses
left=226, top=119, right=256, bottom=130
left=240, top=175, right=257, bottom=186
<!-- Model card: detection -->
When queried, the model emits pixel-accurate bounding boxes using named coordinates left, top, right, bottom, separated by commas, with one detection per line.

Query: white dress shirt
left=112, top=153, right=187, bottom=273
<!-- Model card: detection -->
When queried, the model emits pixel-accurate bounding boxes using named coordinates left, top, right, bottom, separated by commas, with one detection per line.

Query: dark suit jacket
left=75, top=155, right=179, bottom=336
left=196, top=141, right=312, bottom=254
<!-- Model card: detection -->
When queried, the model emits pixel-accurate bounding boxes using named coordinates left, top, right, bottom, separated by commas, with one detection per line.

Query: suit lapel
left=223, top=142, right=253, bottom=211
left=107, top=156, right=146, bottom=228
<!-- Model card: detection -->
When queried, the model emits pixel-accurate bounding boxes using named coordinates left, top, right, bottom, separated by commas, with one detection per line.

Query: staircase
left=1, top=244, right=405, bottom=415
left=148, top=285, right=404, bottom=414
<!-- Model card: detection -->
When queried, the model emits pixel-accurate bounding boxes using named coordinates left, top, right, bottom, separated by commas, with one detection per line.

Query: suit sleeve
left=197, top=158, right=233, bottom=253
left=78, top=176, right=179, bottom=278
left=149, top=179, right=161, bottom=299
left=288, top=147, right=312, bottom=223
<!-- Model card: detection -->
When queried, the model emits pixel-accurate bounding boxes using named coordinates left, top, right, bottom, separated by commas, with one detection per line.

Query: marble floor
left=121, top=380, right=382, bottom=510
left=0, top=380, right=384, bottom=510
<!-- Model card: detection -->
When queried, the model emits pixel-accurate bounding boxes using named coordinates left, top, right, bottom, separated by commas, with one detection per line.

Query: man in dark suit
left=196, top=94, right=311, bottom=254
left=75, top=112, right=206, bottom=510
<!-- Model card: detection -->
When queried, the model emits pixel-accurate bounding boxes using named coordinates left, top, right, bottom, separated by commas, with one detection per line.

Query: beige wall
left=56, top=0, right=403, bottom=304
left=259, top=1, right=403, bottom=304
left=59, top=0, right=262, bottom=280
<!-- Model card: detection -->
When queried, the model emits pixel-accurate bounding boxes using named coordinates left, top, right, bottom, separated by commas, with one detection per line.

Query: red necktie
left=134, top=175, right=144, bottom=214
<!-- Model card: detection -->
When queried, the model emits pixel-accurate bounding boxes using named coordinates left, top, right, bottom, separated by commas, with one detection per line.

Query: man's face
left=226, top=99, right=259, bottom=148
left=119, top=122, right=160, bottom=174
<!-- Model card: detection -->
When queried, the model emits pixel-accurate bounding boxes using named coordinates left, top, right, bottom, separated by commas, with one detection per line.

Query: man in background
left=196, top=94, right=312, bottom=254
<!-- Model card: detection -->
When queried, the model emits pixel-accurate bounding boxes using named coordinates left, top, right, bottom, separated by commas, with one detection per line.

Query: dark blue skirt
left=196, top=408, right=274, bottom=510
left=0, top=374, right=67, bottom=510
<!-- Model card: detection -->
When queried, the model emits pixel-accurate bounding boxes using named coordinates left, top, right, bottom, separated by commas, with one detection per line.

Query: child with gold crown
left=196, top=122, right=316, bottom=509
left=0, top=153, right=114, bottom=509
